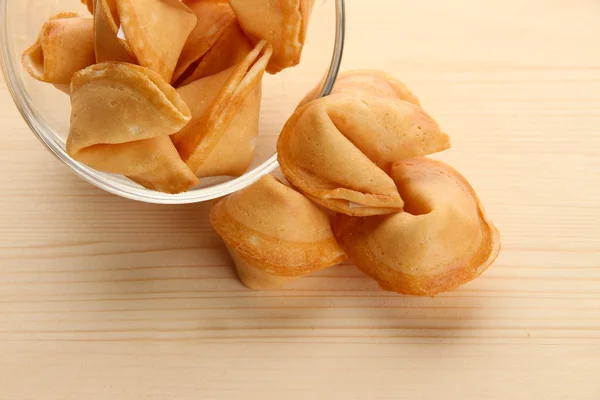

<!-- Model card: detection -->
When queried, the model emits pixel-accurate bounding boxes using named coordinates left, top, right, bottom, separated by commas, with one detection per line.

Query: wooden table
left=1, top=1, right=599, bottom=398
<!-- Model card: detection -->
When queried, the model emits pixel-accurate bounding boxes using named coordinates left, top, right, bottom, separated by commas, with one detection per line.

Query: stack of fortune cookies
left=22, top=0, right=316, bottom=193
left=211, top=70, right=501, bottom=296
left=22, top=4, right=501, bottom=297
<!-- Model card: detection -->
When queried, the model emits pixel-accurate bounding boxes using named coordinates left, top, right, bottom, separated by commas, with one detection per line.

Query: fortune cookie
left=177, top=20, right=253, bottom=87
left=172, top=40, right=272, bottom=177
left=210, top=174, right=347, bottom=290
left=229, top=0, right=315, bottom=74
left=277, top=93, right=451, bottom=216
left=66, top=62, right=199, bottom=194
left=94, top=0, right=137, bottom=64
left=333, top=157, right=501, bottom=296
left=298, top=69, right=422, bottom=109
left=95, top=0, right=197, bottom=82
left=22, top=13, right=95, bottom=93
left=172, top=0, right=237, bottom=84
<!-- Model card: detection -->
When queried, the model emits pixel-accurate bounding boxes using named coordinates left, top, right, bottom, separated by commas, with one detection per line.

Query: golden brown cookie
left=333, top=157, right=501, bottom=296
left=117, top=0, right=197, bottom=82
left=229, top=0, right=315, bottom=74
left=172, top=40, right=272, bottom=176
left=278, top=94, right=450, bottom=216
left=94, top=0, right=137, bottom=64
left=95, top=0, right=197, bottom=82
left=210, top=174, right=347, bottom=290
left=67, top=62, right=198, bottom=194
left=172, top=0, right=236, bottom=84
left=177, top=20, right=253, bottom=87
left=22, top=13, right=95, bottom=92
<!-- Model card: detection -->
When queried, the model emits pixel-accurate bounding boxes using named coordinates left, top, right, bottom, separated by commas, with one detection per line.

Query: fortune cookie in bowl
left=229, top=0, right=314, bottom=74
left=95, top=0, right=197, bottom=82
left=278, top=92, right=451, bottom=216
left=210, top=174, right=347, bottom=290
left=22, top=13, right=95, bottom=93
left=66, top=62, right=199, bottom=194
left=333, top=158, right=501, bottom=296
left=94, top=0, right=137, bottom=64
left=172, top=0, right=237, bottom=84
left=177, top=19, right=253, bottom=87
left=172, top=40, right=272, bottom=177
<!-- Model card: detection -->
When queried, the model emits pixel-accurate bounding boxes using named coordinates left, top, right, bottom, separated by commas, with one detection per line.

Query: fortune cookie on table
left=277, top=92, right=451, bottom=216
left=229, top=0, right=315, bottom=74
left=172, top=0, right=237, bottom=84
left=66, top=62, right=199, bottom=194
left=172, top=40, right=272, bottom=177
left=210, top=174, right=347, bottom=290
left=177, top=19, right=253, bottom=87
left=95, top=0, right=197, bottom=82
left=21, top=13, right=95, bottom=93
left=333, top=157, right=501, bottom=296
left=299, top=69, right=422, bottom=109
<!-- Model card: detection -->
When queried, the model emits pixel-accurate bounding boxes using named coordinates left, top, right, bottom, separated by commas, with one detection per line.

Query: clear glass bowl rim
left=0, top=0, right=346, bottom=204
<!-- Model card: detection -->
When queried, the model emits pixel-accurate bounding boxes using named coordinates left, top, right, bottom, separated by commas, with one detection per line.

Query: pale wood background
left=1, top=0, right=600, bottom=399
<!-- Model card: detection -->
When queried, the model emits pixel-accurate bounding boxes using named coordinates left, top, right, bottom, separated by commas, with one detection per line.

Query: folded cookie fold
left=119, top=0, right=197, bottom=82
left=210, top=174, right=347, bottom=290
left=333, top=158, right=501, bottom=296
left=66, top=62, right=198, bottom=194
left=177, top=20, right=253, bottom=87
left=278, top=94, right=450, bottom=216
left=173, top=40, right=272, bottom=177
left=95, top=0, right=197, bottom=82
left=22, top=13, right=95, bottom=92
left=228, top=0, right=314, bottom=74
left=94, top=0, right=137, bottom=64
left=172, top=0, right=237, bottom=84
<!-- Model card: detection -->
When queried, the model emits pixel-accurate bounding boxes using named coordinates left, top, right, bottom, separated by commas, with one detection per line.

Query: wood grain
left=1, top=0, right=600, bottom=399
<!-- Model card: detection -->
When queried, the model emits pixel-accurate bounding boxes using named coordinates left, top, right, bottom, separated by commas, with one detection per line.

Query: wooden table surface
left=1, top=1, right=600, bottom=399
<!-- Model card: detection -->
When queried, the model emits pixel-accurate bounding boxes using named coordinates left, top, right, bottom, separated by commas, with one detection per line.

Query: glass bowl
left=0, top=0, right=345, bottom=204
